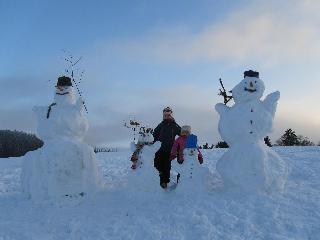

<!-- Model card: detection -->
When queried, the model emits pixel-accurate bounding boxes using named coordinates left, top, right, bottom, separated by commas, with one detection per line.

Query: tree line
left=94, top=147, right=118, bottom=153
left=0, top=130, right=43, bottom=158
left=201, top=128, right=318, bottom=149
left=0, top=128, right=318, bottom=158
left=0, top=129, right=119, bottom=158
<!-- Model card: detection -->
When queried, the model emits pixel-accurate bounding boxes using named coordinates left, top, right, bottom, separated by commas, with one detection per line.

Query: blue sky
left=1, top=0, right=320, bottom=147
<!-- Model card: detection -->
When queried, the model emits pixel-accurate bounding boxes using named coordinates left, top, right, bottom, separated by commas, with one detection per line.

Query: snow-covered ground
left=0, top=147, right=319, bottom=240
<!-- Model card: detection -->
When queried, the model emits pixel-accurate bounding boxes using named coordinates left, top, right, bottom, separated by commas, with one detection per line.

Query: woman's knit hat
left=163, top=107, right=173, bottom=113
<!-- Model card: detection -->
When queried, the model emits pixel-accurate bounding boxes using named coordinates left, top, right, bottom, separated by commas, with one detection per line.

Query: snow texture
left=215, top=77, right=287, bottom=192
left=0, top=147, right=319, bottom=239
left=21, top=87, right=102, bottom=201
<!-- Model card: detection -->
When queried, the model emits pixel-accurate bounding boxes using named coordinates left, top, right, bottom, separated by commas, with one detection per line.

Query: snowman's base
left=21, top=138, right=103, bottom=201
left=171, top=159, right=211, bottom=194
left=217, top=143, right=287, bottom=193
left=127, top=142, right=161, bottom=193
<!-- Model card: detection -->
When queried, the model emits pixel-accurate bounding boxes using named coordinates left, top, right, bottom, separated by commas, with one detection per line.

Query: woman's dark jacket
left=153, top=119, right=181, bottom=153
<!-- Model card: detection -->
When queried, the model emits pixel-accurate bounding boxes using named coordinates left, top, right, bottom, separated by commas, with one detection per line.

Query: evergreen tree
left=264, top=136, right=273, bottom=147
left=277, top=129, right=299, bottom=146
left=203, top=143, right=209, bottom=149
left=215, top=141, right=229, bottom=148
left=297, top=135, right=314, bottom=146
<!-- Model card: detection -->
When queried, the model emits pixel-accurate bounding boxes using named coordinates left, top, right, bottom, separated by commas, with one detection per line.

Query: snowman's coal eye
left=255, top=81, right=257, bottom=83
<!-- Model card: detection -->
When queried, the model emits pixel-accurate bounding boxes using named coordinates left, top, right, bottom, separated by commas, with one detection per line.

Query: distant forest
left=0, top=128, right=318, bottom=158
left=201, top=128, right=318, bottom=149
left=0, top=130, right=43, bottom=158
left=0, top=130, right=117, bottom=158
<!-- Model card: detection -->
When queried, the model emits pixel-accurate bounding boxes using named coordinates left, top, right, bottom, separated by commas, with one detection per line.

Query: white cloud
left=115, top=0, right=320, bottom=66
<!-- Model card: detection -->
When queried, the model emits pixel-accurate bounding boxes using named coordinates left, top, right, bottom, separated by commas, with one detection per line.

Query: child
left=170, top=125, right=203, bottom=164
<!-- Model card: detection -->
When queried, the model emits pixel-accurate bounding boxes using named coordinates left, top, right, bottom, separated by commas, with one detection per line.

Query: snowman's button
left=250, top=131, right=253, bottom=134
left=251, top=109, right=254, bottom=112
left=250, top=120, right=253, bottom=124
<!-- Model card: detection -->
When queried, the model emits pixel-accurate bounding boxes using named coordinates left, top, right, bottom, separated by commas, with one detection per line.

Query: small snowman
left=22, top=76, right=102, bottom=201
left=171, top=126, right=209, bottom=193
left=128, top=131, right=161, bottom=192
left=215, top=70, right=287, bottom=193
left=130, top=128, right=154, bottom=169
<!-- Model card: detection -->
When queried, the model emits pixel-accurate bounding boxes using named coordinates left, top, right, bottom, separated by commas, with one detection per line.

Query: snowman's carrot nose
left=250, top=82, right=254, bottom=88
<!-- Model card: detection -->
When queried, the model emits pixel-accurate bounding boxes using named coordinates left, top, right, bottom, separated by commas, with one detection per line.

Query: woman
left=153, top=107, right=181, bottom=189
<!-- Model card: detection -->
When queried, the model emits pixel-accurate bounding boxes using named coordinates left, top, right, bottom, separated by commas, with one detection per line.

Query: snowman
left=130, top=128, right=155, bottom=169
left=128, top=130, right=161, bottom=192
left=21, top=76, right=103, bottom=201
left=171, top=127, right=210, bottom=193
left=215, top=70, right=287, bottom=193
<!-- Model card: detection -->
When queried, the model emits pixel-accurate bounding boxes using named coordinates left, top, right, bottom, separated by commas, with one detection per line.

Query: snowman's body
left=129, top=131, right=161, bottom=192
left=33, top=87, right=88, bottom=141
left=22, top=84, right=102, bottom=201
left=172, top=148, right=209, bottom=193
left=128, top=137, right=161, bottom=192
left=215, top=75, right=287, bottom=192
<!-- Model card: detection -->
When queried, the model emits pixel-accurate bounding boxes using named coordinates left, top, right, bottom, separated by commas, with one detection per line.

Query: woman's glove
left=169, top=154, right=176, bottom=161
left=177, top=158, right=184, bottom=164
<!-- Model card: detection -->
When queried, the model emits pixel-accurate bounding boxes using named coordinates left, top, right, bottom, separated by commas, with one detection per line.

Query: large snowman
left=215, top=70, right=287, bottom=192
left=21, top=76, right=103, bottom=201
left=128, top=131, right=161, bottom=192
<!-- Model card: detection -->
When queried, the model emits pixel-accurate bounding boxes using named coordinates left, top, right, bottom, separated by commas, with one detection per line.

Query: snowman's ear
left=264, top=91, right=280, bottom=106
left=215, top=103, right=229, bottom=115
left=263, top=91, right=280, bottom=116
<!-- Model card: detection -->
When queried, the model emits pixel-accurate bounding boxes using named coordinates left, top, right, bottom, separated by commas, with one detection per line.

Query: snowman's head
left=183, top=148, right=198, bottom=158
left=145, top=132, right=154, bottom=144
left=232, top=71, right=265, bottom=103
left=54, top=76, right=77, bottom=105
left=137, top=131, right=146, bottom=144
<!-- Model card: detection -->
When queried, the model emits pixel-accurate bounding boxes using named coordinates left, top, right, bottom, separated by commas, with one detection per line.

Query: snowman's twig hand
left=218, top=78, right=233, bottom=105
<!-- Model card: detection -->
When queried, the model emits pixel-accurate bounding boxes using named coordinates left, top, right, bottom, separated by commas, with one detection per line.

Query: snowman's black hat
left=56, top=76, right=72, bottom=87
left=244, top=70, right=259, bottom=78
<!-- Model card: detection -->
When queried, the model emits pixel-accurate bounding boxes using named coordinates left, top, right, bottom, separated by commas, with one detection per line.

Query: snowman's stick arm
left=71, top=70, right=88, bottom=114
left=218, top=78, right=233, bottom=105
left=64, top=53, right=88, bottom=114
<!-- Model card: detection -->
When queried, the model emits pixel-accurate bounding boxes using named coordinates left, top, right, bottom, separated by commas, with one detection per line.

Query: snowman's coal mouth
left=56, top=92, right=69, bottom=95
left=244, top=88, right=257, bottom=93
